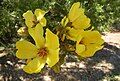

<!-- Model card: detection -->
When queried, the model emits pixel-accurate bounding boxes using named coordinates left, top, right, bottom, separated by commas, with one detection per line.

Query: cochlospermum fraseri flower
left=23, top=9, right=46, bottom=28
left=16, top=28, right=59, bottom=74
left=75, top=30, right=104, bottom=57
left=60, top=2, right=91, bottom=41
left=23, top=9, right=47, bottom=47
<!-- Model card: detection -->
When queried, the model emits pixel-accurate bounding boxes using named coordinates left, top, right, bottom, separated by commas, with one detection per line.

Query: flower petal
left=23, top=10, right=35, bottom=28
left=46, top=48, right=60, bottom=67
left=23, top=57, right=46, bottom=74
left=68, top=2, right=84, bottom=22
left=16, top=40, right=37, bottom=59
left=76, top=44, right=85, bottom=55
left=72, top=15, right=91, bottom=29
left=66, top=27, right=84, bottom=41
left=28, top=23, right=45, bottom=48
left=45, top=28, right=59, bottom=49
left=79, top=44, right=103, bottom=57
left=40, top=17, right=47, bottom=27
left=81, top=31, right=104, bottom=45
left=34, top=9, right=46, bottom=21
left=25, top=20, right=35, bottom=28
left=23, top=10, right=35, bottom=20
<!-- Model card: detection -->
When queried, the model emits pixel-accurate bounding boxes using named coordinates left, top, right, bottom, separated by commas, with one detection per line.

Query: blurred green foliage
left=0, top=0, right=120, bottom=46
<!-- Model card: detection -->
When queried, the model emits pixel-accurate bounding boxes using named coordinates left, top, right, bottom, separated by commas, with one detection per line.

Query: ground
left=0, top=32, right=120, bottom=81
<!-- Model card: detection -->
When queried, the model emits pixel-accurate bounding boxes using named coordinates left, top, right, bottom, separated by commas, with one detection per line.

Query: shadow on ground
left=0, top=43, right=120, bottom=81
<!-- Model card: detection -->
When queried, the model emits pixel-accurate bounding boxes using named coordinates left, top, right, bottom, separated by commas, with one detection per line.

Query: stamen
left=66, top=22, right=72, bottom=27
left=37, top=47, right=48, bottom=58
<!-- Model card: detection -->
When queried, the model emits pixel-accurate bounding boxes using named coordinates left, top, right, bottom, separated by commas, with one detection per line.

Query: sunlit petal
left=23, top=10, right=35, bottom=21
left=72, top=15, right=90, bottom=29
left=23, top=10, right=35, bottom=28
left=25, top=20, right=34, bottom=28
left=35, top=9, right=46, bottom=21
left=16, top=40, right=37, bottom=59
left=66, top=27, right=84, bottom=41
left=79, top=44, right=103, bottom=57
left=68, top=2, right=84, bottom=22
left=23, top=57, right=46, bottom=74
left=76, top=44, right=85, bottom=55
left=28, top=23, right=45, bottom=48
left=82, top=31, right=104, bottom=45
left=40, top=17, right=47, bottom=27
left=45, top=28, right=59, bottom=49
left=46, top=48, right=59, bottom=67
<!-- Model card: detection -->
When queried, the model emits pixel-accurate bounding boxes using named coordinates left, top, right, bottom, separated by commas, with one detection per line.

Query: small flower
left=23, top=9, right=47, bottom=46
left=23, top=9, right=46, bottom=28
left=60, top=2, right=91, bottom=41
left=75, top=30, right=104, bottom=57
left=61, top=2, right=90, bottom=29
left=16, top=28, right=59, bottom=74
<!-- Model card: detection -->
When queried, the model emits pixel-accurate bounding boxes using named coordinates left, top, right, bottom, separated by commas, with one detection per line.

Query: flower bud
left=17, top=27, right=28, bottom=36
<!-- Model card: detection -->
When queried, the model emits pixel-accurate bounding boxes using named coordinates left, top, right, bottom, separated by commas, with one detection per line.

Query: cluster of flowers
left=16, top=2, right=104, bottom=74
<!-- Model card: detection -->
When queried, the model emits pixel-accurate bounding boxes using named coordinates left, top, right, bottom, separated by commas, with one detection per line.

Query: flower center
left=37, top=47, right=48, bottom=58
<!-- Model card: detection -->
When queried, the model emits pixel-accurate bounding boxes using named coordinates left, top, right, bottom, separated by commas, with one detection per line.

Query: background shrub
left=0, top=0, right=120, bottom=46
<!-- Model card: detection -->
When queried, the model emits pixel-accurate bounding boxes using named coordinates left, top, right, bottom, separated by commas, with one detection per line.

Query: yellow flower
left=16, top=28, right=59, bottom=74
left=61, top=2, right=90, bottom=30
left=60, top=2, right=91, bottom=41
left=23, top=9, right=46, bottom=28
left=75, top=31, right=104, bottom=57
left=65, top=27, right=84, bottom=41
left=23, top=9, right=47, bottom=46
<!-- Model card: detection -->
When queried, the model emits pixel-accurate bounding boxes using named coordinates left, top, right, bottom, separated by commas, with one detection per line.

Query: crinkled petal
left=16, top=40, right=37, bottom=59
left=82, top=31, right=104, bottom=45
left=76, top=44, right=85, bottom=55
left=72, top=15, right=91, bottom=29
left=40, top=17, right=47, bottom=27
left=79, top=44, right=103, bottom=57
left=35, top=9, right=46, bottom=21
left=45, top=28, right=59, bottom=49
left=23, top=57, right=46, bottom=74
left=68, top=2, right=84, bottom=22
left=46, top=48, right=59, bottom=67
left=28, top=23, right=45, bottom=48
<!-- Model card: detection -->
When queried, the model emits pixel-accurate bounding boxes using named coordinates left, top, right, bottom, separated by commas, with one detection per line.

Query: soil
left=0, top=32, right=120, bottom=81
